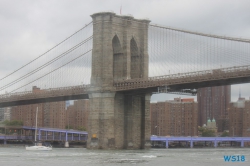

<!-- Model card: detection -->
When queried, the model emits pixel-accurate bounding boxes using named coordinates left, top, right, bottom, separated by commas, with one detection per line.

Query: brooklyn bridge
left=0, top=12, right=250, bottom=149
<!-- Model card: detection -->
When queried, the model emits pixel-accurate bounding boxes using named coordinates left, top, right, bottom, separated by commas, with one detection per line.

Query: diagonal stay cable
left=0, top=36, right=93, bottom=91
left=9, top=49, right=92, bottom=93
left=0, top=21, right=93, bottom=81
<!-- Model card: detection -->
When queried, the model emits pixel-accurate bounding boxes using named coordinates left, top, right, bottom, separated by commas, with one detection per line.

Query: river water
left=0, top=147, right=250, bottom=166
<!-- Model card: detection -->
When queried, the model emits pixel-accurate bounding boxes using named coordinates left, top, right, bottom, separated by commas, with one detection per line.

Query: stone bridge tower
left=87, top=12, right=151, bottom=149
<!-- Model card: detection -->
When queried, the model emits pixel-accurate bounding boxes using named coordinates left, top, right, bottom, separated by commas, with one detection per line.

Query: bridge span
left=1, top=65, right=250, bottom=107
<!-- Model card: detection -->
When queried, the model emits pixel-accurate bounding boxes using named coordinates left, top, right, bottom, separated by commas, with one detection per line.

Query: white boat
left=26, top=143, right=52, bottom=151
left=26, top=107, right=52, bottom=151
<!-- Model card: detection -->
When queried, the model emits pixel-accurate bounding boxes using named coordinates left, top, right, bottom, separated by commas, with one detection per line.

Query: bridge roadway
left=151, top=136, right=250, bottom=148
left=114, top=65, right=250, bottom=91
left=1, top=65, right=250, bottom=107
left=0, top=126, right=88, bottom=144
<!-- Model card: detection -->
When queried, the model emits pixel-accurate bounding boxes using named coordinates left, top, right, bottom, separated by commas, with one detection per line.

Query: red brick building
left=66, top=99, right=89, bottom=130
left=11, top=104, right=44, bottom=127
left=197, top=86, right=231, bottom=132
left=150, top=98, right=198, bottom=136
left=11, top=86, right=66, bottom=129
left=44, top=101, right=66, bottom=129
left=229, top=98, right=250, bottom=137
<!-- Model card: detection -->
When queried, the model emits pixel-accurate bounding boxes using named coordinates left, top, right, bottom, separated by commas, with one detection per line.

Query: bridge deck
left=1, top=65, right=250, bottom=107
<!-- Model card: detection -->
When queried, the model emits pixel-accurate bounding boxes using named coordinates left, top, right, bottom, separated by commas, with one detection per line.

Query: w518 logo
left=224, top=155, right=245, bottom=162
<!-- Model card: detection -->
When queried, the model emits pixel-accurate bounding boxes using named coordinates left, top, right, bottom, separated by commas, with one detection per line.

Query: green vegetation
left=77, top=126, right=87, bottom=131
left=198, top=127, right=215, bottom=137
left=221, top=131, right=229, bottom=137
left=0, top=128, right=4, bottom=134
left=65, top=125, right=74, bottom=129
left=3, top=120, right=23, bottom=126
left=65, top=125, right=87, bottom=131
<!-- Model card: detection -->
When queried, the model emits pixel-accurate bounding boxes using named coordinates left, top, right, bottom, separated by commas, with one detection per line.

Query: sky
left=0, top=0, right=250, bottom=102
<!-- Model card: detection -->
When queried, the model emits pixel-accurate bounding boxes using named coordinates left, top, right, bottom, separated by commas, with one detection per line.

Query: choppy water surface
left=0, top=147, right=250, bottom=166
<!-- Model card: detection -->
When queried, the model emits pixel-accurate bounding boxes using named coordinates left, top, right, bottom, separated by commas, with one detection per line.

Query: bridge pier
left=65, top=141, right=69, bottom=148
left=190, top=141, right=193, bottom=148
left=65, top=131, right=69, bottom=147
left=87, top=92, right=117, bottom=149
left=87, top=12, right=150, bottom=149
left=124, top=93, right=151, bottom=149
left=214, top=141, right=218, bottom=148
left=241, top=141, right=244, bottom=148
left=39, top=130, right=41, bottom=140
left=166, top=140, right=169, bottom=148
left=87, top=92, right=151, bottom=149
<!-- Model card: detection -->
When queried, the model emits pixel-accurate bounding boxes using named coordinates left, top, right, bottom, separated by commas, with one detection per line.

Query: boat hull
left=26, top=145, right=52, bottom=151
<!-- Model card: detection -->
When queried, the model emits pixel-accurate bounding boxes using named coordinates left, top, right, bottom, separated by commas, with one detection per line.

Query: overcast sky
left=0, top=0, right=249, bottom=102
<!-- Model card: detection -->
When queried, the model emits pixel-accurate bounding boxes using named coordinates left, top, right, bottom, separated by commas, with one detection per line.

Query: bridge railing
left=114, top=65, right=250, bottom=90
left=40, top=136, right=87, bottom=141
left=0, top=135, right=33, bottom=140
left=1, top=65, right=250, bottom=103
left=0, top=84, right=91, bottom=103
left=0, top=135, right=87, bottom=141
left=151, top=136, right=250, bottom=142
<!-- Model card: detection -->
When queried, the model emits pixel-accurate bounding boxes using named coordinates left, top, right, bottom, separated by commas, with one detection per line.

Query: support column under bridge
left=87, top=12, right=151, bottom=149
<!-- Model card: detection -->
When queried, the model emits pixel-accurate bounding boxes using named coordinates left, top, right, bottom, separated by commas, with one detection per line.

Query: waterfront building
left=197, top=86, right=231, bottom=132
left=66, top=105, right=75, bottom=129
left=65, top=100, right=70, bottom=109
left=229, top=98, right=250, bottom=137
left=66, top=99, right=89, bottom=130
left=0, top=108, right=4, bottom=121
left=45, top=101, right=66, bottom=129
left=206, top=118, right=217, bottom=133
left=150, top=98, right=198, bottom=136
left=11, top=104, right=44, bottom=127
left=4, top=107, right=11, bottom=121
left=10, top=98, right=89, bottom=131
left=10, top=86, right=65, bottom=129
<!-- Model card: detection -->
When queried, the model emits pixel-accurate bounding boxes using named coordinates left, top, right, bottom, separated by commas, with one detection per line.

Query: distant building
left=45, top=101, right=66, bottom=129
left=66, top=105, right=76, bottom=129
left=150, top=98, right=198, bottom=136
left=10, top=86, right=65, bottom=129
left=0, top=108, right=4, bottom=121
left=11, top=104, right=44, bottom=127
left=10, top=86, right=89, bottom=130
left=197, top=86, right=231, bottom=132
left=228, top=98, right=250, bottom=137
left=216, top=117, right=229, bottom=134
left=11, top=101, right=66, bottom=129
left=4, top=107, right=11, bottom=121
left=66, top=99, right=89, bottom=130
left=65, top=100, right=70, bottom=109
left=206, top=118, right=217, bottom=133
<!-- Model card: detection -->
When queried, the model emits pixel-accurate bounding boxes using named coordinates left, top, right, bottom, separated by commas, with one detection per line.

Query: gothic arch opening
left=130, top=38, right=141, bottom=79
left=112, top=35, right=123, bottom=81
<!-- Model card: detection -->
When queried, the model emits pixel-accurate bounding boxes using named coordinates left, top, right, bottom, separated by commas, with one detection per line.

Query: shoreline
left=0, top=144, right=248, bottom=149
